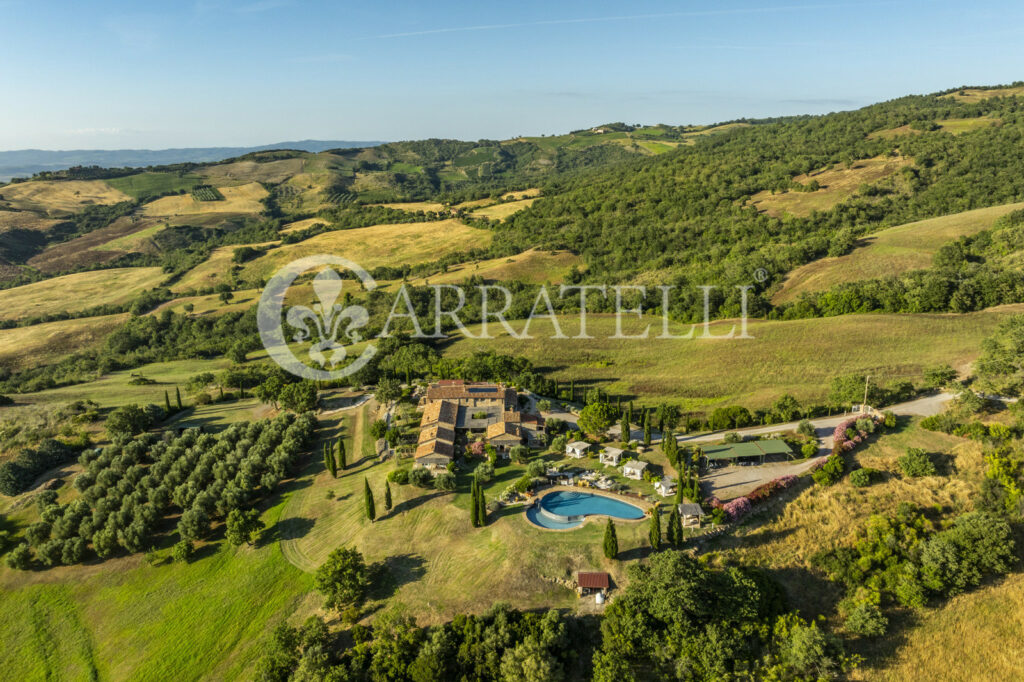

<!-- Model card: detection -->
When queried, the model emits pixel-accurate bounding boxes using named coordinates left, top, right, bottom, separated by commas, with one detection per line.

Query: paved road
left=677, top=391, right=956, bottom=449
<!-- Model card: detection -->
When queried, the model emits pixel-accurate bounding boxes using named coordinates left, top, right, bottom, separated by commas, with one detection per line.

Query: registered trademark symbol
left=754, top=268, right=769, bottom=283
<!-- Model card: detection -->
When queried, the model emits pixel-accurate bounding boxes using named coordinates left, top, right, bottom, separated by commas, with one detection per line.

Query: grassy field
left=200, top=158, right=305, bottom=186
left=869, top=116, right=1001, bottom=140
left=106, top=172, right=204, bottom=199
left=372, top=201, right=447, bottom=213
left=0, top=492, right=314, bottom=681
left=237, top=219, right=491, bottom=282
left=942, top=85, right=1024, bottom=102
left=0, top=210, right=62, bottom=233
left=749, top=155, right=911, bottom=219
left=0, top=180, right=131, bottom=215
left=501, top=188, right=541, bottom=200
left=0, top=267, right=167, bottom=321
left=155, top=288, right=261, bottom=316
left=470, top=197, right=536, bottom=221
left=442, top=310, right=1018, bottom=409
left=773, top=202, right=1024, bottom=303
left=92, top=222, right=166, bottom=252
left=27, top=217, right=170, bottom=273
left=171, top=240, right=279, bottom=292
left=0, top=314, right=130, bottom=371
left=281, top=217, right=328, bottom=233
left=390, top=248, right=582, bottom=287
left=142, top=182, right=268, bottom=217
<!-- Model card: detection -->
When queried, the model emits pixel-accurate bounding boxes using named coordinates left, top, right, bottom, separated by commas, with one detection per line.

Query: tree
left=225, top=508, right=264, bottom=546
left=106, top=404, right=153, bottom=438
left=336, top=438, right=346, bottom=470
left=667, top=505, right=683, bottom=546
left=375, top=377, right=402, bottom=407
left=603, top=518, right=618, bottom=559
left=171, top=539, right=194, bottom=563
left=643, top=410, right=652, bottom=446
left=476, top=482, right=487, bottom=526
left=175, top=386, right=183, bottom=411
left=164, top=390, right=172, bottom=413
left=772, top=394, right=802, bottom=422
left=369, top=420, right=388, bottom=439
left=797, top=420, right=817, bottom=438
left=228, top=341, right=249, bottom=364
left=470, top=478, right=482, bottom=528
left=384, top=480, right=393, bottom=512
left=434, top=471, right=456, bottom=491
left=5, top=542, right=31, bottom=570
left=364, top=478, right=376, bottom=521
left=314, top=547, right=369, bottom=611
left=578, top=402, right=617, bottom=439
left=324, top=443, right=336, bottom=478
left=254, top=375, right=285, bottom=408
left=648, top=509, right=661, bottom=550
left=975, top=314, right=1024, bottom=396
left=620, top=411, right=630, bottom=442
left=509, top=445, right=529, bottom=463
left=380, top=343, right=437, bottom=385
left=279, top=381, right=318, bottom=412
left=898, top=447, right=936, bottom=477
left=924, top=364, right=958, bottom=388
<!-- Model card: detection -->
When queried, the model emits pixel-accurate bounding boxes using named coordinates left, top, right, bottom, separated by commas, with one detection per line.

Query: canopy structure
left=700, top=439, right=793, bottom=464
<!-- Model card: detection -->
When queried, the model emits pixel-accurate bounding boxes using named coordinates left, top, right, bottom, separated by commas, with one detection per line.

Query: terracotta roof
left=415, top=440, right=454, bottom=459
left=426, top=382, right=516, bottom=404
left=418, top=424, right=456, bottom=445
left=486, top=421, right=521, bottom=439
left=577, top=572, right=610, bottom=589
left=420, top=400, right=458, bottom=427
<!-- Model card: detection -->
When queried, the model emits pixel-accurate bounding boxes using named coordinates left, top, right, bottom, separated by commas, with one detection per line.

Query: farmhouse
left=622, top=460, right=648, bottom=480
left=566, top=440, right=591, bottom=458
left=415, top=381, right=541, bottom=469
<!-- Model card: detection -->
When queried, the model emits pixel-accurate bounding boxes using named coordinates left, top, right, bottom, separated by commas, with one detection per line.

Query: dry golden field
left=0, top=267, right=167, bottom=320
left=142, top=182, right=268, bottom=216
left=0, top=313, right=130, bottom=369
left=470, top=197, right=536, bottom=220
left=0, top=180, right=131, bottom=214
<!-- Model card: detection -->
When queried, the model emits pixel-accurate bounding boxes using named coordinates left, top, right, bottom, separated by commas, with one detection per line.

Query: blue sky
left=1, top=0, right=1023, bottom=149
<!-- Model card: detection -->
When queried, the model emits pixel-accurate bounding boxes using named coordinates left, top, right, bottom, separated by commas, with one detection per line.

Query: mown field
left=393, top=248, right=581, bottom=287
left=749, top=155, right=911, bottom=219
left=142, top=182, right=268, bottom=217
left=0, top=180, right=131, bottom=215
left=773, top=202, right=1024, bottom=303
left=106, top=172, right=204, bottom=200
left=470, top=197, right=536, bottom=221
left=442, top=310, right=1019, bottom=409
left=0, top=267, right=167, bottom=321
left=0, top=314, right=130, bottom=371
left=237, top=219, right=492, bottom=282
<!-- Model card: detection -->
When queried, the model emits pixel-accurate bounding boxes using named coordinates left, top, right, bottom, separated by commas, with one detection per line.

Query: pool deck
left=524, top=484, right=654, bottom=532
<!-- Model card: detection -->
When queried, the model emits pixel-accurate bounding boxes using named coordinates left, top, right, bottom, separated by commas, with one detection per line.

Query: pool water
left=527, top=491, right=645, bottom=529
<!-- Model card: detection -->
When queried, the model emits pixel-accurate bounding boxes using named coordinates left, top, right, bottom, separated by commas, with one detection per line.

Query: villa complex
left=414, top=381, right=544, bottom=470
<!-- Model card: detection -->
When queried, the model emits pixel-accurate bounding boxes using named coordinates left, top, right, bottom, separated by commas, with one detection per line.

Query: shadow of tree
left=368, top=553, right=428, bottom=600
left=268, top=516, right=315, bottom=544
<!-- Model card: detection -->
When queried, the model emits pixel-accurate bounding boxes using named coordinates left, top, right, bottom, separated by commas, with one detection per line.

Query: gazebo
left=678, top=502, right=706, bottom=528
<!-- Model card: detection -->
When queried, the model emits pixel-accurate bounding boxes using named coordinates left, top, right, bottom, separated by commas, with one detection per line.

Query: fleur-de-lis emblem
left=285, top=268, right=369, bottom=369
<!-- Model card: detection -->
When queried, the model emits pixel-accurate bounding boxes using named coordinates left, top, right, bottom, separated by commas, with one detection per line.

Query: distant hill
left=0, top=140, right=384, bottom=181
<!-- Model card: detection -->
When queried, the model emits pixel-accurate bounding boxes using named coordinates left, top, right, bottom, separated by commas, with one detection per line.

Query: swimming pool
left=526, top=490, right=645, bottom=530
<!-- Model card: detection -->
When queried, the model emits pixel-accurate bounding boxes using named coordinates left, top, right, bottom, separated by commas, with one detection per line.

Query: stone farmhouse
left=414, top=380, right=545, bottom=471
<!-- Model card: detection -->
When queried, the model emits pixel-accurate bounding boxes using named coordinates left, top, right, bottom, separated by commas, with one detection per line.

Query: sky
left=1, top=0, right=1023, bottom=150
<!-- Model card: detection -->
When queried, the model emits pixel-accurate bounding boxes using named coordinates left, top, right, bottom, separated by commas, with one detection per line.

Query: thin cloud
left=367, top=3, right=892, bottom=40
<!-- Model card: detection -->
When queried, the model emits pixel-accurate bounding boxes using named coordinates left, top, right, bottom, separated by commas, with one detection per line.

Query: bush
left=0, top=439, right=76, bottom=496
left=433, top=472, right=456, bottom=491
left=898, top=448, right=936, bottom=477
left=723, top=432, right=743, bottom=444
left=4, top=542, right=31, bottom=570
left=797, top=420, right=816, bottom=438
left=171, top=539, right=194, bottom=563
left=509, top=445, right=529, bottom=463
left=387, top=468, right=410, bottom=485
left=920, top=413, right=959, bottom=433
left=849, top=468, right=874, bottom=487
left=474, top=460, right=494, bottom=482
left=839, top=595, right=888, bottom=637
left=800, top=442, right=819, bottom=458
left=409, top=467, right=433, bottom=488
left=812, top=454, right=844, bottom=486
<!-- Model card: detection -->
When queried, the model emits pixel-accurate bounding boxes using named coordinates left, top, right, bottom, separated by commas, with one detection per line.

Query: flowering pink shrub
left=466, top=440, right=485, bottom=457
left=722, top=496, right=752, bottom=520
left=704, top=496, right=724, bottom=510
left=748, top=475, right=801, bottom=504
left=775, top=475, right=798, bottom=488
left=833, top=419, right=857, bottom=445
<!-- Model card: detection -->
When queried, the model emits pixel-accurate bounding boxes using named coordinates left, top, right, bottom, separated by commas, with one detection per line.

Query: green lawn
left=107, top=172, right=204, bottom=200
left=0, top=496, right=313, bottom=681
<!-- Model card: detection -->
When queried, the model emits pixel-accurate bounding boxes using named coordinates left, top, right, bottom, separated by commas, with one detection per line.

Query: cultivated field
left=281, top=217, right=328, bottom=233
left=773, top=202, right=1024, bottom=303
left=106, top=172, right=204, bottom=199
left=396, top=248, right=582, bottom=287
left=442, top=310, right=1018, bottom=409
left=27, top=216, right=166, bottom=273
left=0, top=180, right=131, bottom=214
left=0, top=210, right=62, bottom=233
left=0, top=267, right=166, bottom=321
left=470, top=197, right=536, bottom=221
left=869, top=116, right=1001, bottom=139
left=942, top=85, right=1024, bottom=102
left=0, top=314, right=130, bottom=370
left=171, top=241, right=279, bottom=292
left=142, top=182, right=268, bottom=216
left=501, top=188, right=541, bottom=200
left=237, top=219, right=492, bottom=282
left=372, top=201, right=447, bottom=213
left=749, top=155, right=912, bottom=218
left=200, top=158, right=305, bottom=186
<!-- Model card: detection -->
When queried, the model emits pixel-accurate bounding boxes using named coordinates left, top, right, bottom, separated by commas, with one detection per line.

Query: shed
left=577, top=571, right=610, bottom=596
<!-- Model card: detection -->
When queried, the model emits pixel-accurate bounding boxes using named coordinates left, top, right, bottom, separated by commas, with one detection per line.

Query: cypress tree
left=164, top=390, right=172, bottom=413
left=569, top=379, right=575, bottom=403
left=326, top=443, right=337, bottom=478
left=603, top=518, right=618, bottom=559
left=627, top=402, right=634, bottom=427
left=476, top=484, right=487, bottom=526
left=663, top=430, right=676, bottom=467
left=470, top=478, right=481, bottom=527
left=363, top=478, right=375, bottom=521
left=620, top=411, right=630, bottom=443
left=649, top=508, right=661, bottom=550
left=175, top=387, right=183, bottom=411
left=667, top=505, right=683, bottom=546
left=384, top=480, right=392, bottom=512
left=337, top=439, right=346, bottom=470
left=219, top=385, right=224, bottom=401
left=643, top=411, right=652, bottom=447
left=675, top=476, right=685, bottom=505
